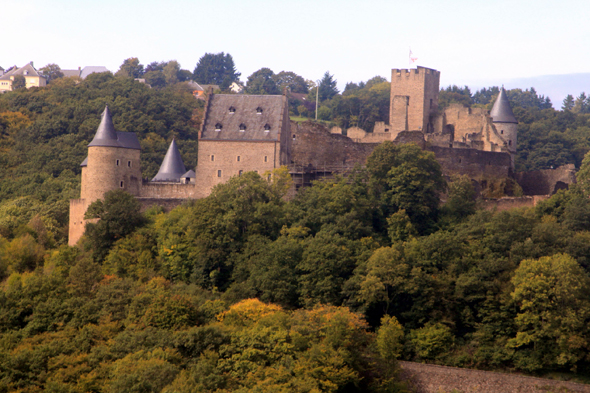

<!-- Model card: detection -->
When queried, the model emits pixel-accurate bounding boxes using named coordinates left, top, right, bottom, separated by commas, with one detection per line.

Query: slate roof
left=0, top=63, right=44, bottom=81
left=88, top=106, right=141, bottom=150
left=490, top=87, right=518, bottom=123
left=80, top=157, right=88, bottom=167
left=62, top=69, right=82, bottom=78
left=201, top=94, right=285, bottom=141
left=80, top=66, right=109, bottom=79
left=152, top=139, right=187, bottom=182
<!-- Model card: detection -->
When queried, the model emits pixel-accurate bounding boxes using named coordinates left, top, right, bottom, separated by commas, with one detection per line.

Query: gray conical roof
left=152, top=139, right=187, bottom=182
left=88, top=106, right=119, bottom=147
left=490, top=87, right=517, bottom=124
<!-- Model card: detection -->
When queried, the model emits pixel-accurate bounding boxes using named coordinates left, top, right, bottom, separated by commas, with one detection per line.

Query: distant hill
left=456, top=73, right=590, bottom=109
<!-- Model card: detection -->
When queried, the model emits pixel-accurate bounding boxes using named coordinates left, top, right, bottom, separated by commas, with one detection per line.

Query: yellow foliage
left=217, top=298, right=283, bottom=324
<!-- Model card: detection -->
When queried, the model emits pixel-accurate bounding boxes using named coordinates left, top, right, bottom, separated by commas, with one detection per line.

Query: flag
left=409, top=49, right=418, bottom=64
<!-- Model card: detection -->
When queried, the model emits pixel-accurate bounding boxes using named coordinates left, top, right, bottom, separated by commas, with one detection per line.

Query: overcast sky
left=4, top=0, right=590, bottom=93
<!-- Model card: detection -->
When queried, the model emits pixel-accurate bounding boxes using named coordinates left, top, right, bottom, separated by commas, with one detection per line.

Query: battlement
left=392, top=66, right=440, bottom=78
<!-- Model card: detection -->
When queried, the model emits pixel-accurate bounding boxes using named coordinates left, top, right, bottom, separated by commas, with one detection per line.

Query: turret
left=490, top=87, right=518, bottom=154
left=152, top=139, right=187, bottom=182
left=81, top=106, right=142, bottom=203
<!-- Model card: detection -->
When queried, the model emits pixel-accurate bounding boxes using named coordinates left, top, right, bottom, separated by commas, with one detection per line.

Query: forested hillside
left=2, top=72, right=590, bottom=391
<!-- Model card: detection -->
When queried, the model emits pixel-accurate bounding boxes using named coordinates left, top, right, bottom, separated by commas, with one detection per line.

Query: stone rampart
left=399, top=361, right=590, bottom=393
left=141, top=182, right=197, bottom=199
left=480, top=195, right=549, bottom=211
left=137, top=198, right=189, bottom=212
left=515, top=164, right=576, bottom=195
left=291, top=121, right=377, bottom=168
left=428, top=146, right=512, bottom=179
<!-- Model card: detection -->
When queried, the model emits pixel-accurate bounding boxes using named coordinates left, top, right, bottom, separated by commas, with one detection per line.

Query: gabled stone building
left=193, top=93, right=291, bottom=197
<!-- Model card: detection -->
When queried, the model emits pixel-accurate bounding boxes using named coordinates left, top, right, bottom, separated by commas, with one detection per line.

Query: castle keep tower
left=69, top=106, right=142, bottom=245
left=390, top=66, right=440, bottom=133
left=490, top=87, right=518, bottom=154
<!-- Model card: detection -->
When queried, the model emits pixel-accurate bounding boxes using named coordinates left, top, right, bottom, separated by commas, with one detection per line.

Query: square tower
left=390, top=66, right=440, bottom=133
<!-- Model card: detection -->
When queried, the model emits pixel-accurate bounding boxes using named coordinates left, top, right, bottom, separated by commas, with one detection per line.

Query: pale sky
left=4, top=0, right=590, bottom=94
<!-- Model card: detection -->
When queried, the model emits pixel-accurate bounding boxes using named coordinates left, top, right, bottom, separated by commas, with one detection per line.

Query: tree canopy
left=193, top=52, right=240, bottom=90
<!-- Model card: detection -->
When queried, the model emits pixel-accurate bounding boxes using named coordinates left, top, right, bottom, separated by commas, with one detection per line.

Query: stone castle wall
left=68, top=198, right=88, bottom=246
left=194, top=140, right=279, bottom=198
left=480, top=195, right=550, bottom=211
left=399, top=361, right=590, bottom=393
left=141, top=182, right=197, bottom=199
left=428, top=145, right=512, bottom=179
left=515, top=164, right=577, bottom=195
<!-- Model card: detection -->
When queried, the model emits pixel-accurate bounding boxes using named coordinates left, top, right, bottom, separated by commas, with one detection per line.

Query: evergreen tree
left=562, top=94, right=575, bottom=111
left=318, top=71, right=339, bottom=101
left=193, top=52, right=240, bottom=90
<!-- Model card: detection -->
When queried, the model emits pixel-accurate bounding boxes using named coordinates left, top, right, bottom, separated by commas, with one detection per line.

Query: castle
left=335, top=67, right=518, bottom=164
left=69, top=66, right=573, bottom=245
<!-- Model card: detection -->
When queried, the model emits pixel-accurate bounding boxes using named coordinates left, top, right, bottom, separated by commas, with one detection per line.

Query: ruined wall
left=194, top=140, right=279, bottom=198
left=480, top=195, right=549, bottom=212
left=141, top=182, right=197, bottom=199
left=515, top=164, right=577, bottom=195
left=428, top=146, right=512, bottom=179
left=137, top=198, right=189, bottom=212
left=399, top=361, right=590, bottom=393
left=291, top=121, right=377, bottom=169
left=68, top=198, right=88, bottom=246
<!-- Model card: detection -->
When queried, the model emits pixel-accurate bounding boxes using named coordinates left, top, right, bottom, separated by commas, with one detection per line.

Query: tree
left=245, top=68, right=280, bottom=95
left=366, top=142, right=446, bottom=233
left=273, top=71, right=309, bottom=93
left=163, top=60, right=181, bottom=85
left=509, top=253, right=590, bottom=371
left=84, top=190, right=145, bottom=261
left=562, top=94, right=575, bottom=111
left=11, top=75, right=26, bottom=90
left=116, top=57, right=144, bottom=78
left=572, top=92, right=589, bottom=114
left=318, top=71, right=338, bottom=101
left=40, top=63, right=64, bottom=83
left=193, top=52, right=240, bottom=90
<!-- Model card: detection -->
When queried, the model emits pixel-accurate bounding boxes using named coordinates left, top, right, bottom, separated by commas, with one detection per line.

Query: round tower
left=81, top=106, right=142, bottom=204
left=490, top=87, right=518, bottom=154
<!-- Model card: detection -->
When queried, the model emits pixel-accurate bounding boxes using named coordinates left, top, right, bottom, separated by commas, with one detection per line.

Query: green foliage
left=509, top=253, right=590, bottom=371
left=318, top=71, right=339, bottom=102
left=84, top=190, right=145, bottom=262
left=376, top=315, right=404, bottom=362
left=245, top=67, right=280, bottom=95
left=39, top=63, right=64, bottom=83
left=409, top=322, right=454, bottom=360
left=11, top=75, right=26, bottom=90
left=193, top=52, right=240, bottom=90
left=116, top=57, right=144, bottom=78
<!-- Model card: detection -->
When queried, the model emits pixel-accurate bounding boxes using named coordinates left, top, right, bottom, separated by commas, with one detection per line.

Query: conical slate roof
left=152, top=139, right=187, bottom=182
left=490, top=87, right=517, bottom=124
left=88, top=106, right=119, bottom=147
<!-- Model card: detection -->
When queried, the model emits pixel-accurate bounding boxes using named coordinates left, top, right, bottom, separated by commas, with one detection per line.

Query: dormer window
left=229, top=106, right=236, bottom=114
left=256, top=107, right=263, bottom=114
left=239, top=123, right=247, bottom=132
left=215, top=123, right=222, bottom=131
left=264, top=124, right=271, bottom=132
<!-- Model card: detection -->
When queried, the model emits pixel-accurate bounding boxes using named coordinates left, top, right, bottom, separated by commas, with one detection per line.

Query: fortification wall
left=141, top=182, right=197, bottom=199
left=515, top=164, right=576, bottom=195
left=291, top=121, right=377, bottom=168
left=399, top=361, right=590, bottom=393
left=137, top=198, right=189, bottom=212
left=68, top=198, right=88, bottom=246
left=480, top=195, right=549, bottom=211
left=428, top=146, right=512, bottom=179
